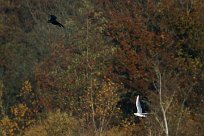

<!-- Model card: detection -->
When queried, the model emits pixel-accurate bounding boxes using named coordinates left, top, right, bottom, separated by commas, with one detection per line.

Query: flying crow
left=48, top=15, right=64, bottom=28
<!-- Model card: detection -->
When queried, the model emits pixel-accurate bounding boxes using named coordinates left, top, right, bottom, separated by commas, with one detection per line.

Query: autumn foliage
left=0, top=0, right=203, bottom=135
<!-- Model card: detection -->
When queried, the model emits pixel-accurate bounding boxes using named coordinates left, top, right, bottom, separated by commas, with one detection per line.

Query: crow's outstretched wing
left=50, top=15, right=57, bottom=20
left=136, top=95, right=142, bottom=113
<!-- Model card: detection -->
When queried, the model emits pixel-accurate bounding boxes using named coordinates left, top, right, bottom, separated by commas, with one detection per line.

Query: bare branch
left=154, top=66, right=169, bottom=136
left=164, top=91, right=176, bottom=113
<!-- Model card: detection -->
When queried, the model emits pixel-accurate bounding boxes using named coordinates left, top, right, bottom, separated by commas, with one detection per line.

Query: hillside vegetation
left=0, top=0, right=203, bottom=136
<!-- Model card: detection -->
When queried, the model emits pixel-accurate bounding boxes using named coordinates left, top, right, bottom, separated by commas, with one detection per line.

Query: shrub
left=25, top=110, right=79, bottom=136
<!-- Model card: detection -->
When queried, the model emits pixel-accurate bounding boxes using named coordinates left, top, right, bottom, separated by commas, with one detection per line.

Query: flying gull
left=134, top=95, right=148, bottom=117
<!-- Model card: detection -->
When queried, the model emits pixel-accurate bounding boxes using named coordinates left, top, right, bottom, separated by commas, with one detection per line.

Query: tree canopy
left=0, top=0, right=203, bottom=135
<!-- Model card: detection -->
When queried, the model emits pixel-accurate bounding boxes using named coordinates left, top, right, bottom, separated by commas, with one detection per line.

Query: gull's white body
left=134, top=95, right=148, bottom=117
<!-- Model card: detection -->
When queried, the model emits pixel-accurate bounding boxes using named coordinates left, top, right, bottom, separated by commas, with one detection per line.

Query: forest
left=0, top=0, right=203, bottom=136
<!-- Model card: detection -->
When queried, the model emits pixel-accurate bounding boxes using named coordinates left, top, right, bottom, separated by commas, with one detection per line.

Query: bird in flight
left=48, top=15, right=64, bottom=28
left=134, top=95, right=148, bottom=117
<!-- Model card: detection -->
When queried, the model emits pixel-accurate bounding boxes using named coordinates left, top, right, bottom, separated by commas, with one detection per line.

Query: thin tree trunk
left=157, top=71, right=169, bottom=136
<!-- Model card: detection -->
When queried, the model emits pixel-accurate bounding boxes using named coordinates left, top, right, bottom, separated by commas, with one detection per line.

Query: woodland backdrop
left=0, top=0, right=203, bottom=136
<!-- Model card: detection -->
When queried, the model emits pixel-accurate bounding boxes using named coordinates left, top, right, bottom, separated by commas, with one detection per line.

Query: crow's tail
left=58, top=22, right=64, bottom=28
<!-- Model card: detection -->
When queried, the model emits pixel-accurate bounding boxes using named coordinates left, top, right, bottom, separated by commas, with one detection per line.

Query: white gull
left=134, top=95, right=148, bottom=117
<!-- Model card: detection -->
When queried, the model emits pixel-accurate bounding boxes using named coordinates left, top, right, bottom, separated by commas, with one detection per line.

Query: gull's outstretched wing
left=136, top=95, right=142, bottom=113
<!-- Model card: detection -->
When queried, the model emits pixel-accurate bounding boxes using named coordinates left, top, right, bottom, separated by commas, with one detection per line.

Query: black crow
left=48, top=15, right=64, bottom=27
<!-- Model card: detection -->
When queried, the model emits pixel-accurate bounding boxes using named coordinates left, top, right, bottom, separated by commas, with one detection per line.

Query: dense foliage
left=0, top=0, right=203, bottom=135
